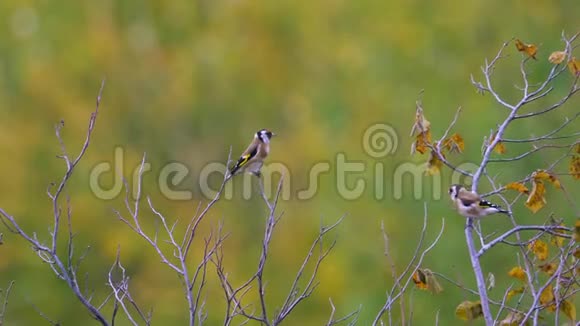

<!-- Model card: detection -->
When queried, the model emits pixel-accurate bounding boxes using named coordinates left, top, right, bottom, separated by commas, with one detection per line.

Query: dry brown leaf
left=560, top=299, right=576, bottom=321
left=515, top=39, right=538, bottom=60
left=539, top=284, right=555, bottom=311
left=505, top=182, right=530, bottom=194
left=569, top=57, right=580, bottom=76
left=506, top=286, right=525, bottom=301
left=528, top=240, right=549, bottom=261
left=534, top=170, right=561, bottom=189
left=412, top=269, right=428, bottom=290
left=500, top=311, right=528, bottom=326
left=508, top=266, right=527, bottom=281
left=525, top=179, right=546, bottom=213
left=443, top=133, right=465, bottom=153
left=412, top=130, right=432, bottom=155
left=548, top=51, right=566, bottom=64
left=538, top=263, right=557, bottom=275
left=425, top=151, right=443, bottom=175
left=490, top=132, right=506, bottom=154
left=455, top=301, right=483, bottom=321
left=570, top=155, right=580, bottom=180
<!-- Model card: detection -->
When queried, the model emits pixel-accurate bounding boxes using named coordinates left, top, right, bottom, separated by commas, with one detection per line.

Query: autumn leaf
left=548, top=51, right=566, bottom=64
left=412, top=268, right=443, bottom=294
left=425, top=151, right=443, bottom=175
left=412, top=269, right=428, bottom=290
left=442, top=133, right=465, bottom=153
left=550, top=225, right=566, bottom=247
left=538, top=263, right=557, bottom=275
left=515, top=39, right=538, bottom=60
left=525, top=180, right=546, bottom=213
left=505, top=182, right=529, bottom=194
left=560, top=300, right=576, bottom=321
left=412, top=130, right=432, bottom=154
left=455, top=301, right=483, bottom=321
left=574, top=219, right=580, bottom=242
left=574, top=248, right=580, bottom=259
left=506, top=286, right=525, bottom=301
left=569, top=57, right=580, bottom=76
left=528, top=240, right=548, bottom=260
left=500, top=311, right=528, bottom=326
left=508, top=266, right=527, bottom=281
left=570, top=155, right=580, bottom=180
left=539, top=284, right=555, bottom=311
left=533, top=170, right=561, bottom=189
left=490, top=132, right=506, bottom=154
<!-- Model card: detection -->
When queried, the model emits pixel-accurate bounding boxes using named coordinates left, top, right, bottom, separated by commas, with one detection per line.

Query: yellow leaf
left=539, top=284, right=554, bottom=308
left=515, top=39, right=538, bottom=60
left=538, top=263, right=557, bottom=275
left=574, top=219, right=580, bottom=242
left=574, top=248, right=580, bottom=258
left=412, top=130, right=432, bottom=155
left=528, top=240, right=549, bottom=261
left=500, top=311, right=528, bottom=326
left=569, top=57, right=580, bottom=76
left=410, top=102, right=431, bottom=136
left=443, top=133, right=465, bottom=153
left=551, top=235, right=565, bottom=248
left=425, top=151, right=443, bottom=175
left=548, top=51, right=566, bottom=64
left=560, top=299, right=576, bottom=321
left=570, top=155, right=580, bottom=180
left=413, top=268, right=443, bottom=294
left=533, top=170, right=561, bottom=189
left=455, top=301, right=483, bottom=321
left=505, top=182, right=530, bottom=194
left=423, top=268, right=443, bottom=294
left=508, top=266, right=527, bottom=281
left=490, top=132, right=506, bottom=154
left=507, top=286, right=525, bottom=301
left=412, top=269, right=428, bottom=290
left=525, top=180, right=546, bottom=213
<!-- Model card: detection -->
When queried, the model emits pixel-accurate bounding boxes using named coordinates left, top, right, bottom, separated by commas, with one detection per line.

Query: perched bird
left=448, top=184, right=509, bottom=218
left=229, top=129, right=275, bottom=177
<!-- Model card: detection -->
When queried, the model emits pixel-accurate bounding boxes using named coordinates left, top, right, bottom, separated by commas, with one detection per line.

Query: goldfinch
left=229, top=129, right=275, bottom=177
left=448, top=184, right=509, bottom=218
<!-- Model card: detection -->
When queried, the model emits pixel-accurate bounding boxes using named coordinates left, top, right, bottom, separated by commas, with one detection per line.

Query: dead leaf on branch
left=455, top=301, right=483, bottom=321
left=570, top=154, right=580, bottom=180
left=412, top=268, right=443, bottom=294
left=525, top=170, right=561, bottom=213
left=508, top=266, right=527, bottom=282
left=528, top=239, right=549, bottom=261
left=548, top=51, right=566, bottom=64
left=489, top=131, right=506, bottom=154
left=539, top=284, right=555, bottom=311
left=410, top=101, right=432, bottom=155
left=442, top=133, right=465, bottom=153
left=515, top=39, right=538, bottom=60
left=568, top=57, right=580, bottom=76
left=425, top=151, right=443, bottom=175
left=505, top=182, right=530, bottom=194
left=500, top=311, right=529, bottom=326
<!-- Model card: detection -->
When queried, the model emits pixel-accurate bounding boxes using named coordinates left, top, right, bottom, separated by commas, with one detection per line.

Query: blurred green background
left=0, top=0, right=578, bottom=325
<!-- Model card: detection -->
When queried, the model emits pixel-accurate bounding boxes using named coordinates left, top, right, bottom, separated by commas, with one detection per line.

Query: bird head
left=256, top=129, right=275, bottom=143
left=448, top=184, right=464, bottom=200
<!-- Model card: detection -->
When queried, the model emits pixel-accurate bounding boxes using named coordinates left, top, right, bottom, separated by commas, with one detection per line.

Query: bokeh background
left=0, top=0, right=578, bottom=325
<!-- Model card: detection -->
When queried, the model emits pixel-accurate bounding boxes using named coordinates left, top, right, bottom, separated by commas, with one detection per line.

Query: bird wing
left=458, top=189, right=481, bottom=207
left=230, top=142, right=259, bottom=174
left=478, top=199, right=505, bottom=211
